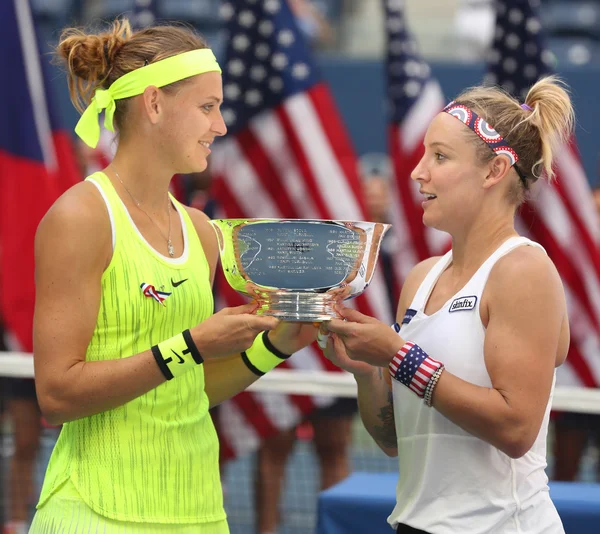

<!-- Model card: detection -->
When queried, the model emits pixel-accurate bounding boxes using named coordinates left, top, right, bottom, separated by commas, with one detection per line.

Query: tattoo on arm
left=371, top=370, right=397, bottom=449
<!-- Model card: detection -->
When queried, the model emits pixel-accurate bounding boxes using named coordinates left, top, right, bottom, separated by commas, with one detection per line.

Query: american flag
left=211, top=0, right=392, bottom=460
left=389, top=342, right=441, bottom=397
left=384, top=0, right=450, bottom=297
left=487, top=0, right=600, bottom=388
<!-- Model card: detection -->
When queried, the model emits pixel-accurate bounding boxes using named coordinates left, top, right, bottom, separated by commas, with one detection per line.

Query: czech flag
left=0, top=0, right=80, bottom=352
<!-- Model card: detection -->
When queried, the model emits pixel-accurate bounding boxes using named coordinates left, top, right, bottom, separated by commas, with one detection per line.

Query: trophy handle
left=364, top=223, right=391, bottom=284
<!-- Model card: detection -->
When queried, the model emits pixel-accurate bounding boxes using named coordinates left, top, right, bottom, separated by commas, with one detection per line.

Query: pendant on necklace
left=168, top=241, right=175, bottom=257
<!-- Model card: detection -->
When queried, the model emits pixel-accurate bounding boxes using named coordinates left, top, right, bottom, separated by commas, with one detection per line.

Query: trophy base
left=255, top=292, right=340, bottom=322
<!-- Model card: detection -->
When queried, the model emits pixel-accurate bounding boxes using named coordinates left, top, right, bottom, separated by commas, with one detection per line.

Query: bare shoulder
left=181, top=206, right=217, bottom=248
left=396, top=256, right=443, bottom=320
left=488, top=245, right=564, bottom=299
left=406, top=256, right=442, bottom=286
left=181, top=205, right=219, bottom=276
left=485, top=244, right=567, bottom=323
left=484, top=244, right=569, bottom=367
left=36, top=181, right=112, bottom=261
left=182, top=204, right=211, bottom=226
left=34, top=181, right=113, bottom=311
left=402, top=256, right=443, bottom=299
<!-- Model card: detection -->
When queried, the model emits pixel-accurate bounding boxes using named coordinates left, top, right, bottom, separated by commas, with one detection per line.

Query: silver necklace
left=113, top=168, right=175, bottom=257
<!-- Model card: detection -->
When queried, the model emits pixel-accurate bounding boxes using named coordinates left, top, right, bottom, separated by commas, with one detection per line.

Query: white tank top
left=388, top=236, right=564, bottom=534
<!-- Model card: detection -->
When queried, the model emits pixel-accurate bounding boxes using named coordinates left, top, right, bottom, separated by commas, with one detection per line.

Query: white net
left=2, top=352, right=600, bottom=533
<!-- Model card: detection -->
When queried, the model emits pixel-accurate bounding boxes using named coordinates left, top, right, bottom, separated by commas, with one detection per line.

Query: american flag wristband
left=388, top=341, right=443, bottom=399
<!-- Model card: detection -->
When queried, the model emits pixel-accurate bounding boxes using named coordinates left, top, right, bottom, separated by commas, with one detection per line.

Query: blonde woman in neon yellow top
left=30, top=19, right=317, bottom=533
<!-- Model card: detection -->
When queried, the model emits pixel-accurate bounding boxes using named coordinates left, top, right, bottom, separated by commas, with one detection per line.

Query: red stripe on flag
left=565, top=342, right=597, bottom=388
left=219, top=440, right=236, bottom=463
left=389, top=124, right=431, bottom=263
left=412, top=375, right=428, bottom=388
left=276, top=105, right=331, bottom=219
left=421, top=359, right=438, bottom=373
left=520, top=204, right=600, bottom=333
left=307, top=84, right=368, bottom=216
left=552, top=166, right=600, bottom=282
left=212, top=167, right=246, bottom=219
left=315, top=345, right=347, bottom=372
left=288, top=394, right=318, bottom=416
left=284, top=386, right=317, bottom=417
left=0, top=131, right=80, bottom=351
left=235, top=126, right=299, bottom=218
left=353, top=293, right=377, bottom=320
left=231, top=391, right=279, bottom=438
left=215, top=414, right=236, bottom=462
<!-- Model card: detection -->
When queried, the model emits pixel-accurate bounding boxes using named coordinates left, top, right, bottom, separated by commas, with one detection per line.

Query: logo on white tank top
left=402, top=309, right=417, bottom=325
left=449, top=295, right=477, bottom=312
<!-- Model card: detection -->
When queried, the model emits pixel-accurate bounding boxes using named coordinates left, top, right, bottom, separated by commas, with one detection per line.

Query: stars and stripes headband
left=75, top=49, right=222, bottom=148
left=443, top=102, right=527, bottom=185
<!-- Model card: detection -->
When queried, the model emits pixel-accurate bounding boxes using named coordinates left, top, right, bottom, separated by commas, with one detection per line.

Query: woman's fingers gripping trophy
left=323, top=304, right=405, bottom=368
left=319, top=321, right=375, bottom=377
left=190, top=302, right=280, bottom=359
left=269, top=321, right=319, bottom=355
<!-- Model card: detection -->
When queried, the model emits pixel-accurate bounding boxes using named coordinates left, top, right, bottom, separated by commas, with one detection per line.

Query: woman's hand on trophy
left=191, top=302, right=280, bottom=359
left=325, top=305, right=405, bottom=368
left=319, top=324, right=375, bottom=377
left=267, top=321, right=319, bottom=355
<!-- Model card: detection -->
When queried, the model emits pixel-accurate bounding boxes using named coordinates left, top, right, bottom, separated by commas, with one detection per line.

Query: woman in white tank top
left=320, top=75, right=575, bottom=534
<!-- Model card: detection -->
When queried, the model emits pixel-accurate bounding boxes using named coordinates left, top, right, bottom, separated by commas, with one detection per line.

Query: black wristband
left=152, top=345, right=174, bottom=380
left=262, top=331, right=292, bottom=360
left=152, top=331, right=203, bottom=381
left=241, top=350, right=265, bottom=377
left=182, top=329, right=204, bottom=364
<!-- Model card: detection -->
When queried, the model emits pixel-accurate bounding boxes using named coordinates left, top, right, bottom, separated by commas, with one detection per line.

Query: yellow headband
left=75, top=48, right=222, bottom=148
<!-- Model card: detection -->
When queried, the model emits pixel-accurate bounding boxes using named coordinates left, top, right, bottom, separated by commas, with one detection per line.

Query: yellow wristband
left=242, top=331, right=292, bottom=376
left=152, top=330, right=203, bottom=380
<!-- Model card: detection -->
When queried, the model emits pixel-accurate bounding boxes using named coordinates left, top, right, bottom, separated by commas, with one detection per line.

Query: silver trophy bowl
left=209, top=219, right=391, bottom=322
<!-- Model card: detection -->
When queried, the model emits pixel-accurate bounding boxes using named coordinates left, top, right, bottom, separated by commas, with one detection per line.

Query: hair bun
left=55, top=18, right=208, bottom=118
left=56, top=19, right=132, bottom=83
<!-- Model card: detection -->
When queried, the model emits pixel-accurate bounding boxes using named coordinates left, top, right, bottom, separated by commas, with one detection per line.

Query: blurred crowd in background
left=28, top=0, right=600, bottom=64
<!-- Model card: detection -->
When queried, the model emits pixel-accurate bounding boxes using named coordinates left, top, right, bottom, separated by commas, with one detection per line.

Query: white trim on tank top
left=415, top=237, right=544, bottom=318
left=88, top=178, right=116, bottom=250
left=88, top=176, right=190, bottom=265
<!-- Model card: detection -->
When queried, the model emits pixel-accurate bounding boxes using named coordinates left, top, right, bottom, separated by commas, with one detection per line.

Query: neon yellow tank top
left=37, top=172, right=225, bottom=524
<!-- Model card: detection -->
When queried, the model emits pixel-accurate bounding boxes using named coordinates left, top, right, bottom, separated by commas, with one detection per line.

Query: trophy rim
left=210, top=217, right=392, bottom=229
